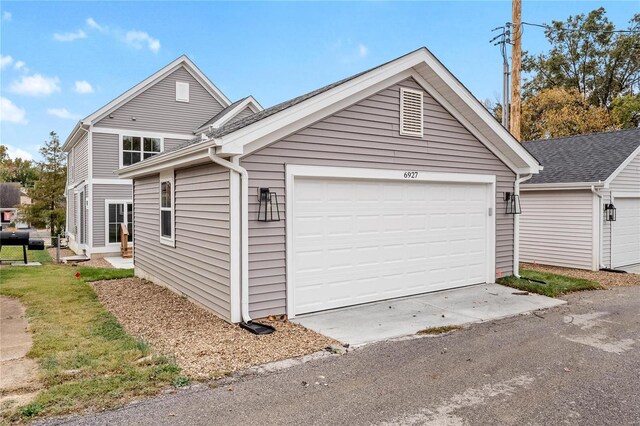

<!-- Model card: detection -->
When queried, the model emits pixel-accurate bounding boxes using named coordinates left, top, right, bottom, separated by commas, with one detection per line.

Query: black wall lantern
left=604, top=203, right=616, bottom=221
left=257, top=188, right=280, bottom=222
left=504, top=192, right=521, bottom=215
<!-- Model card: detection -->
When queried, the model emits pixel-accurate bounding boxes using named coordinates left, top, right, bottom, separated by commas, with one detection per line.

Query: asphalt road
left=43, top=286, right=640, bottom=426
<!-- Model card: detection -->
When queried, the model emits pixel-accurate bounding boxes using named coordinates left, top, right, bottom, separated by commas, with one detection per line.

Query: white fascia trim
left=92, top=127, right=193, bottom=141
left=521, top=182, right=606, bottom=191
left=118, top=150, right=210, bottom=179
left=284, top=164, right=496, bottom=319
left=194, top=97, right=264, bottom=134
left=611, top=192, right=640, bottom=198
left=93, top=178, right=133, bottom=185
left=84, top=58, right=230, bottom=125
left=604, top=145, right=640, bottom=186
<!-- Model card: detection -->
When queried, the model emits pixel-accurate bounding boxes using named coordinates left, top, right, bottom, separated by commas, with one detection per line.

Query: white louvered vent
left=400, top=87, right=423, bottom=137
left=176, top=81, right=189, bottom=102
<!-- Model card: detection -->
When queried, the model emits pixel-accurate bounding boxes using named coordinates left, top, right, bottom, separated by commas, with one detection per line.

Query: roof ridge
left=524, top=127, right=640, bottom=144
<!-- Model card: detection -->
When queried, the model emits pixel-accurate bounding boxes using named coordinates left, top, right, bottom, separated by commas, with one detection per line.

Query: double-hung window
left=122, top=136, right=161, bottom=166
left=107, top=202, right=133, bottom=244
left=160, top=171, right=174, bottom=246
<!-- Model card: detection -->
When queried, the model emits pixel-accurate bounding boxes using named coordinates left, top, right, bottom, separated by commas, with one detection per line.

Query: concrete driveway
left=292, top=283, right=564, bottom=345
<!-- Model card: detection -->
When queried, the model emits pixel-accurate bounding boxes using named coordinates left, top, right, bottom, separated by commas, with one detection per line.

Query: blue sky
left=0, top=1, right=636, bottom=162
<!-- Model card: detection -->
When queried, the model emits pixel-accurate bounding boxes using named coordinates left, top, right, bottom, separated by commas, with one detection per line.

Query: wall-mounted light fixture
left=504, top=192, right=521, bottom=215
left=257, top=188, right=280, bottom=222
left=604, top=203, right=616, bottom=221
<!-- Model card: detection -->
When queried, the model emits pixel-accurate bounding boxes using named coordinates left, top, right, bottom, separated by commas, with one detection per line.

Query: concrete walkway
left=293, top=283, right=565, bottom=346
left=104, top=256, right=134, bottom=269
left=0, top=296, right=40, bottom=410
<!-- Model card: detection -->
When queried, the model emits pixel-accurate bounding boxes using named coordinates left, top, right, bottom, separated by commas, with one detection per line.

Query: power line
left=520, top=21, right=639, bottom=34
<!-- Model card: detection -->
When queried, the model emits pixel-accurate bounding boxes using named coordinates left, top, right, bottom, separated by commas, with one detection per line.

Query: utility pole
left=510, top=0, right=522, bottom=140
left=491, top=25, right=511, bottom=129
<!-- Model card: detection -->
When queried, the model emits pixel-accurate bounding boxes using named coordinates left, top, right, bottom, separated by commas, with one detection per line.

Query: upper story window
left=122, top=136, right=161, bottom=166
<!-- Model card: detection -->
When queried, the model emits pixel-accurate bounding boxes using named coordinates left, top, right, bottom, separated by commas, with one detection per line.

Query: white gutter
left=207, top=147, right=251, bottom=323
left=513, top=173, right=533, bottom=277
left=591, top=185, right=605, bottom=270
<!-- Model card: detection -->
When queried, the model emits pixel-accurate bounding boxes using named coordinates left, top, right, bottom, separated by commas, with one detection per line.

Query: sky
left=0, top=1, right=636, bottom=162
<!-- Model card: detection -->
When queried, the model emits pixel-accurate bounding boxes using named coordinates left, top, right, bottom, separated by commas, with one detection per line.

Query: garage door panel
left=292, top=177, right=491, bottom=315
left=612, top=197, right=640, bottom=267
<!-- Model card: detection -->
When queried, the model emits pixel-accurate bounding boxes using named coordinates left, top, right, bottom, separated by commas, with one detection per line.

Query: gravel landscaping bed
left=92, top=278, right=339, bottom=379
left=522, top=263, right=640, bottom=288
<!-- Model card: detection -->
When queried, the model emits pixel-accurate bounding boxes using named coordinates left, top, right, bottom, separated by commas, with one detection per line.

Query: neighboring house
left=117, top=47, right=541, bottom=323
left=63, top=56, right=262, bottom=258
left=0, top=182, right=21, bottom=229
left=520, top=129, right=640, bottom=271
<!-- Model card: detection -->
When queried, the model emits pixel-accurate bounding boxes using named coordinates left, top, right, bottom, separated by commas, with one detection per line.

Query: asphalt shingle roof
left=196, top=97, right=248, bottom=130
left=523, top=128, right=640, bottom=185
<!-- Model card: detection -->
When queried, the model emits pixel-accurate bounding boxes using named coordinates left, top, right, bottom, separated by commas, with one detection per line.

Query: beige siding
left=92, top=184, right=133, bottom=248
left=520, top=190, right=595, bottom=270
left=92, top=132, right=120, bottom=179
left=133, top=164, right=232, bottom=320
left=94, top=67, right=225, bottom=134
left=242, top=78, right=516, bottom=318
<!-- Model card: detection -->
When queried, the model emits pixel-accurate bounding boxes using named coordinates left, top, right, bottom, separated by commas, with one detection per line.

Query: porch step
left=61, top=255, right=90, bottom=264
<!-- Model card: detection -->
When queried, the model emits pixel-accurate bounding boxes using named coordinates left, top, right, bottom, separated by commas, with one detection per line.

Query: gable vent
left=400, top=87, right=423, bottom=137
left=176, top=81, right=189, bottom=102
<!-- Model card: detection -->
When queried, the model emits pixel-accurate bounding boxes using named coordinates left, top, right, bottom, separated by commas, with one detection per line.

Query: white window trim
left=104, top=199, right=133, bottom=248
left=399, top=87, right=424, bottom=137
left=159, top=169, right=175, bottom=247
left=284, top=164, right=497, bottom=319
left=118, top=133, right=165, bottom=169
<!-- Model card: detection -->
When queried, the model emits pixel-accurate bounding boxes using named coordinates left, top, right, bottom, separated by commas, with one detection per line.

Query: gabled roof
left=523, top=128, right=640, bottom=186
left=194, top=96, right=263, bottom=134
left=63, top=55, right=232, bottom=151
left=118, top=47, right=542, bottom=178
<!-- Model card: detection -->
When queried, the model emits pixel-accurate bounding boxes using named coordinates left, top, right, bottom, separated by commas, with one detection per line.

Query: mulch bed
left=91, top=278, right=338, bottom=379
left=522, top=263, right=640, bottom=288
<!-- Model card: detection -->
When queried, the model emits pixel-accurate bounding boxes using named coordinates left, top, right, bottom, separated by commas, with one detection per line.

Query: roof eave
left=521, top=181, right=607, bottom=191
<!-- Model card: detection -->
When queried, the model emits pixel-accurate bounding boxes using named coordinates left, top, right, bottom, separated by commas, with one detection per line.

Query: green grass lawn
left=497, top=268, right=602, bottom=297
left=0, top=261, right=184, bottom=422
left=0, top=246, right=52, bottom=264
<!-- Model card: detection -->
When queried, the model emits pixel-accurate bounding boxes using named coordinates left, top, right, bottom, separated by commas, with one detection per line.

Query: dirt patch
left=522, top=263, right=640, bottom=288
left=92, top=278, right=339, bottom=379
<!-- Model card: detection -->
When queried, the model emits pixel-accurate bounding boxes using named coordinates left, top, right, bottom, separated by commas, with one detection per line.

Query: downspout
left=207, top=147, right=251, bottom=323
left=513, top=173, right=532, bottom=278
left=591, top=185, right=605, bottom=270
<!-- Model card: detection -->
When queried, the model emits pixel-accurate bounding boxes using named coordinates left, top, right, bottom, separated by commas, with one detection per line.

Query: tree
left=21, top=132, right=67, bottom=235
left=523, top=9, right=640, bottom=108
left=611, top=94, right=640, bottom=128
left=0, top=145, right=39, bottom=187
left=521, top=87, right=616, bottom=140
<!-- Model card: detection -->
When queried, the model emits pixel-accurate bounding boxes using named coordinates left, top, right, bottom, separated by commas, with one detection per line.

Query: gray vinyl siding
left=241, top=77, right=516, bottom=318
left=94, top=66, right=225, bottom=134
left=229, top=106, right=255, bottom=124
left=520, top=190, right=595, bottom=270
left=92, top=184, right=133, bottom=248
left=74, top=134, right=89, bottom=182
left=68, top=189, right=75, bottom=236
left=133, top=164, right=232, bottom=320
left=92, top=132, right=120, bottom=179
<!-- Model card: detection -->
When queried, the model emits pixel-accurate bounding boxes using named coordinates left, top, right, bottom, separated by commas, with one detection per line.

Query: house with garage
left=520, top=129, right=640, bottom=271
left=63, top=56, right=262, bottom=258
left=116, top=47, right=542, bottom=324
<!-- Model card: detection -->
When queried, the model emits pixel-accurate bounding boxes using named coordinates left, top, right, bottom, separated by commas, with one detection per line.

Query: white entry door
left=612, top=197, right=640, bottom=268
left=290, top=174, right=493, bottom=315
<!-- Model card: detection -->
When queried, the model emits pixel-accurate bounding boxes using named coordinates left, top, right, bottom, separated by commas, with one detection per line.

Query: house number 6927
left=403, top=171, right=418, bottom=179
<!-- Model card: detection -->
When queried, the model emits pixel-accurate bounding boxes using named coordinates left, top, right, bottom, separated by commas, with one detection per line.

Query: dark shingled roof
left=523, top=128, right=640, bottom=185
left=196, top=97, right=248, bottom=130
left=0, top=183, right=21, bottom=209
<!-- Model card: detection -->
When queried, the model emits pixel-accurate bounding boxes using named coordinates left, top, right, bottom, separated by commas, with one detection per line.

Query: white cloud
left=358, top=44, right=369, bottom=58
left=0, top=97, right=27, bottom=124
left=86, top=17, right=106, bottom=32
left=125, top=30, right=160, bottom=53
left=74, top=80, right=94, bottom=94
left=5, top=145, right=33, bottom=161
left=0, top=54, right=13, bottom=69
left=2, top=11, right=11, bottom=22
left=47, top=108, right=81, bottom=120
left=9, top=74, right=61, bottom=96
left=14, top=60, right=27, bottom=72
left=53, top=29, right=87, bottom=42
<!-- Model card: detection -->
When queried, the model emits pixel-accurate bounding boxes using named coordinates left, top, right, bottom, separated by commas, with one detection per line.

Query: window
left=107, top=202, right=133, bottom=244
left=399, top=87, right=424, bottom=137
left=176, top=81, right=189, bottom=102
left=160, top=171, right=174, bottom=245
left=122, top=136, right=161, bottom=166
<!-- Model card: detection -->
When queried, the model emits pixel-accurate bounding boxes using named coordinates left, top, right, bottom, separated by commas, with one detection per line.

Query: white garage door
left=612, top=197, right=640, bottom=268
left=291, top=177, right=492, bottom=315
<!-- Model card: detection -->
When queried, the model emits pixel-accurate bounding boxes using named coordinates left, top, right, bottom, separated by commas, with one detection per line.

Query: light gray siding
left=74, top=134, right=89, bottom=182
left=242, top=78, right=516, bottom=318
left=92, top=184, right=133, bottom=248
left=229, top=106, right=255, bottom=124
left=133, top=164, right=232, bottom=320
left=68, top=188, right=75, bottom=236
left=520, top=190, right=595, bottom=270
left=92, top=132, right=120, bottom=179
left=94, top=66, right=225, bottom=134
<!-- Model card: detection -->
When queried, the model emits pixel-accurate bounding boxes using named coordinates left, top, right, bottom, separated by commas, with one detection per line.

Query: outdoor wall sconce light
left=604, top=203, right=616, bottom=221
left=504, top=192, right=521, bottom=215
left=257, top=188, right=280, bottom=222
